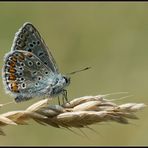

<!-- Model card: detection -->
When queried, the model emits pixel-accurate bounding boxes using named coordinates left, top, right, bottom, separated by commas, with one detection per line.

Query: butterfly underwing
left=2, top=22, right=70, bottom=103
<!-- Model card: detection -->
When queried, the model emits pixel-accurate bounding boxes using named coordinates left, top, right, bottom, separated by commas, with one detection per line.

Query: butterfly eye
left=63, top=76, right=70, bottom=84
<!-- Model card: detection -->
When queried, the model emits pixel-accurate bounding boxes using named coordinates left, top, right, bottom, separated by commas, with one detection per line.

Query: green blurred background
left=0, top=2, right=147, bottom=146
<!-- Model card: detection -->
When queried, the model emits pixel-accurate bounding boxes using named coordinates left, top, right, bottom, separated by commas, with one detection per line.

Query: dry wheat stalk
left=0, top=94, right=146, bottom=136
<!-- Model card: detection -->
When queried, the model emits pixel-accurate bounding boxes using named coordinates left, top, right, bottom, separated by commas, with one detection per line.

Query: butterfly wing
left=3, top=50, right=55, bottom=102
left=11, top=22, right=59, bottom=73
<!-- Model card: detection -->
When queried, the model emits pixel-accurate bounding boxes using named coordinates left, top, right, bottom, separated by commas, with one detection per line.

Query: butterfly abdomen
left=15, top=95, right=32, bottom=103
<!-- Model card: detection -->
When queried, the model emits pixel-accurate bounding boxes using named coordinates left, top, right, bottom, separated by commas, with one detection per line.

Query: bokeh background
left=0, top=2, right=147, bottom=146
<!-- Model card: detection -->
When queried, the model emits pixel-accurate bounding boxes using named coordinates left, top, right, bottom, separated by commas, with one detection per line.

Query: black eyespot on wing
left=33, top=71, right=37, bottom=75
left=45, top=71, right=49, bottom=75
left=21, top=83, right=26, bottom=88
left=20, top=63, right=25, bottom=66
left=38, top=76, right=42, bottom=81
left=20, top=77, right=25, bottom=81
left=15, top=53, right=19, bottom=56
left=37, top=40, right=40, bottom=45
left=33, top=71, right=37, bottom=74
left=17, top=40, right=21, bottom=45
left=44, top=62, right=47, bottom=65
left=36, top=61, right=41, bottom=66
left=9, top=57, right=13, bottom=61
left=7, top=61, right=11, bottom=65
left=20, top=34, right=24, bottom=39
left=38, top=52, right=44, bottom=57
left=33, top=41, right=36, bottom=45
left=35, top=83, right=39, bottom=86
left=22, top=29, right=26, bottom=33
left=19, top=67, right=23, bottom=70
left=29, top=43, right=34, bottom=48
left=28, top=61, right=33, bottom=66
left=27, top=48, right=32, bottom=52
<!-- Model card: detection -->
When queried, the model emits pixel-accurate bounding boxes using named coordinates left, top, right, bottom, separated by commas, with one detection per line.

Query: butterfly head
left=63, top=75, right=71, bottom=87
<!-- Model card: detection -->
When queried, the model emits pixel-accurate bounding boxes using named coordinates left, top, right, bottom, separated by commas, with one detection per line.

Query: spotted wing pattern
left=2, top=50, right=55, bottom=102
left=11, top=22, right=59, bottom=73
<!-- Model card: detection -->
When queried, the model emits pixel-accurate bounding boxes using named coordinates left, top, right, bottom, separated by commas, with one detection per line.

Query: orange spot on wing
left=9, top=61, right=16, bottom=67
left=11, top=82, right=19, bottom=92
left=18, top=53, right=25, bottom=60
left=11, top=54, right=25, bottom=63
left=8, top=74, right=16, bottom=80
left=12, top=57, right=17, bottom=62
left=9, top=67, right=16, bottom=73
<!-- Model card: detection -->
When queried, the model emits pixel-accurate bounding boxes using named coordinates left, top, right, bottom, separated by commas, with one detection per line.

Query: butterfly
left=2, top=22, right=70, bottom=103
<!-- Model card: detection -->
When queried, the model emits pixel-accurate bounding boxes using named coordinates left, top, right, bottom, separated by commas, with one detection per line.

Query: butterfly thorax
left=49, top=74, right=70, bottom=97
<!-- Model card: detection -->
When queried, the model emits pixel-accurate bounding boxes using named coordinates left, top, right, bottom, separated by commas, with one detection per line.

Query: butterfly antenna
left=67, top=66, right=91, bottom=75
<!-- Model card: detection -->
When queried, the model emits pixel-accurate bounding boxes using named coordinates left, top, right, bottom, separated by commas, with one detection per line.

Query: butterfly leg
left=57, top=90, right=68, bottom=105
left=62, top=89, right=69, bottom=103
left=58, top=96, right=61, bottom=105
left=62, top=94, right=65, bottom=104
